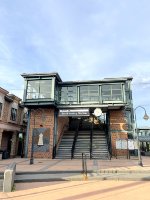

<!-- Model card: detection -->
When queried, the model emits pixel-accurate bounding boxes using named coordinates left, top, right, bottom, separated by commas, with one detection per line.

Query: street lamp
left=134, top=106, right=149, bottom=167
left=30, top=108, right=46, bottom=165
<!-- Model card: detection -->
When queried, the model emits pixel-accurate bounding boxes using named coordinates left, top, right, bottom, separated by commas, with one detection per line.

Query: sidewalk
left=0, top=156, right=150, bottom=173
left=0, top=157, right=150, bottom=195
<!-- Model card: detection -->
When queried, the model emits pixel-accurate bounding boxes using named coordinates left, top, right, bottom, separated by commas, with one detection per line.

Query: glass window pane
left=112, top=84, right=121, bottom=90
left=27, top=80, right=39, bottom=99
left=59, top=86, right=77, bottom=102
left=80, top=85, right=99, bottom=102
left=112, top=90, right=122, bottom=95
left=39, top=80, right=52, bottom=98
left=102, top=85, right=111, bottom=91
left=102, top=84, right=122, bottom=101
left=102, top=91, right=111, bottom=95
left=26, top=79, right=52, bottom=99
left=112, top=95, right=122, bottom=100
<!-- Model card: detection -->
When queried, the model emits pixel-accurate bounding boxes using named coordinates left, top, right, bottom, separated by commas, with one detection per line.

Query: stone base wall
left=28, top=108, right=54, bottom=159
left=110, top=110, right=128, bottom=156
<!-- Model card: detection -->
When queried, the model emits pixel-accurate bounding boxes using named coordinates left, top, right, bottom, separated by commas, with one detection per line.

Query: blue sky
left=0, top=0, right=150, bottom=126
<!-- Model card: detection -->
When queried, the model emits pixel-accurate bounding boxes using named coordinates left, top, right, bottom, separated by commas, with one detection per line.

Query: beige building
left=0, top=87, right=27, bottom=158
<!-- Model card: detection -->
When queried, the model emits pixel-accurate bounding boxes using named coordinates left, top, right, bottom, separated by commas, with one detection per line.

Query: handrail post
left=71, top=119, right=79, bottom=159
left=82, top=153, right=88, bottom=180
left=90, top=122, right=93, bottom=159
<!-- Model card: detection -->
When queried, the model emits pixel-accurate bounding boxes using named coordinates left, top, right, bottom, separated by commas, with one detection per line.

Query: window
left=0, top=103, right=2, bottom=117
left=80, top=85, right=99, bottom=102
left=26, top=79, right=52, bottom=99
left=59, top=86, right=77, bottom=103
left=10, top=108, right=17, bottom=121
left=102, top=84, right=123, bottom=101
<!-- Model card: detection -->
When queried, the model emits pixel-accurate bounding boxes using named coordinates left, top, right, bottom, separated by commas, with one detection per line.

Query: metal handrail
left=82, top=153, right=88, bottom=180
left=71, top=120, right=80, bottom=159
left=53, top=124, right=68, bottom=158
left=105, top=122, right=111, bottom=160
left=90, top=122, right=93, bottom=159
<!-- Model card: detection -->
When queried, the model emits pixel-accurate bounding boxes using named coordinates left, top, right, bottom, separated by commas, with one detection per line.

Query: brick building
left=0, top=87, right=27, bottom=158
left=22, top=73, right=133, bottom=159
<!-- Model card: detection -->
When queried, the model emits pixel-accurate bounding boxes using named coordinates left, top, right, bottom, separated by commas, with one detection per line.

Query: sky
left=0, top=0, right=150, bottom=127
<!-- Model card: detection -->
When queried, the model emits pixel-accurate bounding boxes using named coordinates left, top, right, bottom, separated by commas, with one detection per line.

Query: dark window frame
left=10, top=108, right=17, bottom=121
left=0, top=102, right=2, bottom=118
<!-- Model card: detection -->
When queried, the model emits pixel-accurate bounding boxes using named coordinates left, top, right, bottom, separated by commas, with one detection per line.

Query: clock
left=94, top=108, right=102, bottom=117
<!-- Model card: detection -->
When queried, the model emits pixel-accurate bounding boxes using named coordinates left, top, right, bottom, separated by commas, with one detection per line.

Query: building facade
left=0, top=87, right=27, bottom=158
left=22, top=73, right=134, bottom=159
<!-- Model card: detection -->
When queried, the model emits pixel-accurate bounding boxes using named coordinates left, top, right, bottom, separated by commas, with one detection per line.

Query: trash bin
left=2, top=150, right=9, bottom=159
left=0, top=150, right=3, bottom=160
left=134, top=149, right=138, bottom=156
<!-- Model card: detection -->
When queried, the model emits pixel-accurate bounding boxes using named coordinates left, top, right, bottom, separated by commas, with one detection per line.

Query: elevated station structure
left=21, top=73, right=133, bottom=159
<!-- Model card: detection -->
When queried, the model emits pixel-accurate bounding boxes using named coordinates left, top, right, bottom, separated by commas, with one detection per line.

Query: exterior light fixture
left=134, top=106, right=149, bottom=167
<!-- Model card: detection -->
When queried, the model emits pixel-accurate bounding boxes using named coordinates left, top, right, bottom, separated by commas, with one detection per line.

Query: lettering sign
left=59, top=109, right=90, bottom=117
left=116, top=139, right=122, bottom=149
left=116, top=139, right=127, bottom=150
left=122, top=140, right=128, bottom=149
left=128, top=139, right=135, bottom=150
left=116, top=139, right=138, bottom=150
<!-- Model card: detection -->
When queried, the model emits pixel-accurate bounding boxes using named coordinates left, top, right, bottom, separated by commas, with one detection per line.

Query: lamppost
left=30, top=108, right=46, bottom=165
left=134, top=106, right=149, bottom=167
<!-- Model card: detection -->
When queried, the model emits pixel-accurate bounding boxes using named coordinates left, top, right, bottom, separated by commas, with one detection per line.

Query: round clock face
left=94, top=108, right=102, bottom=116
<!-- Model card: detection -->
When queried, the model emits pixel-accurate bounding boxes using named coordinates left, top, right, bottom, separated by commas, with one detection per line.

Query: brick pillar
left=28, top=108, right=55, bottom=159
left=110, top=110, right=128, bottom=157
left=10, top=131, right=17, bottom=158
left=0, top=129, right=3, bottom=149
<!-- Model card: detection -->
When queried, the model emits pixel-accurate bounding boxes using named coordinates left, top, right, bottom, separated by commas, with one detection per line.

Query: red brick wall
left=110, top=110, right=128, bottom=156
left=28, top=108, right=54, bottom=159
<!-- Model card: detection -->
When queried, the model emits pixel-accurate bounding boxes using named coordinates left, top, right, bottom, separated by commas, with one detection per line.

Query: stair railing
left=71, top=120, right=80, bottom=159
left=53, top=124, right=68, bottom=158
left=90, top=122, right=93, bottom=159
left=82, top=153, right=88, bottom=180
left=104, top=122, right=111, bottom=160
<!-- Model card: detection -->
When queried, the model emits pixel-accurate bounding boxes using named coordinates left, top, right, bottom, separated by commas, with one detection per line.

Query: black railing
left=82, top=153, right=88, bottom=180
left=53, top=145, right=57, bottom=158
left=71, top=120, right=80, bottom=159
left=105, top=121, right=111, bottom=160
left=53, top=124, right=68, bottom=159
left=90, top=122, right=93, bottom=159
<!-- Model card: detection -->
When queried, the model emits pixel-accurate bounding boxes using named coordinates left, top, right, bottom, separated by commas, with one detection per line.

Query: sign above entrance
left=59, top=109, right=90, bottom=117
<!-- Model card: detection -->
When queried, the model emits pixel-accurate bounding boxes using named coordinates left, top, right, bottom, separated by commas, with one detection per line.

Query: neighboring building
left=138, top=127, right=150, bottom=156
left=21, top=73, right=133, bottom=159
left=0, top=87, right=27, bottom=158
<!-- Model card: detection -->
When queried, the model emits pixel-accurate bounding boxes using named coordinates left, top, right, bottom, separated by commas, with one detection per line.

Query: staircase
left=55, top=131, right=75, bottom=159
left=73, top=131, right=91, bottom=159
left=92, top=131, right=109, bottom=159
